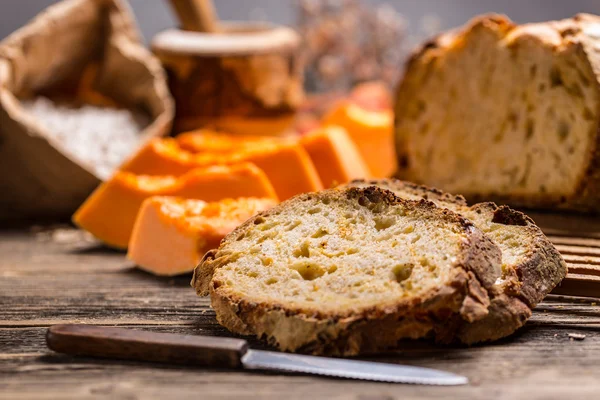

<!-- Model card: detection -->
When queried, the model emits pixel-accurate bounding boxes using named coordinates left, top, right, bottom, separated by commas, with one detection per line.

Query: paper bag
left=0, top=0, right=174, bottom=220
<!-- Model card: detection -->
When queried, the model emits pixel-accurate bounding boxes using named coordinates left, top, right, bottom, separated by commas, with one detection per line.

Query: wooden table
left=2, top=214, right=600, bottom=399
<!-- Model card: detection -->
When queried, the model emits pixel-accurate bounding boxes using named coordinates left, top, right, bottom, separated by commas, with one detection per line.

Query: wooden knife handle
left=46, top=324, right=248, bottom=368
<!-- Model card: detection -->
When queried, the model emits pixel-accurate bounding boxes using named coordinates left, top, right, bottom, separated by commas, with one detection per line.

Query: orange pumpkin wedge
left=72, top=163, right=277, bottom=249
left=300, top=126, right=371, bottom=188
left=241, top=142, right=322, bottom=200
left=178, top=132, right=323, bottom=200
left=119, top=138, right=221, bottom=176
left=127, top=196, right=276, bottom=276
left=122, top=133, right=323, bottom=201
left=322, top=101, right=395, bottom=178
left=176, top=130, right=272, bottom=154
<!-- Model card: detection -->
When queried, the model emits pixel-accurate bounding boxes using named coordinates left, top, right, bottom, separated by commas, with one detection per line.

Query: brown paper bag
left=0, top=0, right=174, bottom=221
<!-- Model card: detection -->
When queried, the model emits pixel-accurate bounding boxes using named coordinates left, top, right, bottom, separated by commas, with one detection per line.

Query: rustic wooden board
left=2, top=218, right=600, bottom=400
left=527, top=211, right=600, bottom=297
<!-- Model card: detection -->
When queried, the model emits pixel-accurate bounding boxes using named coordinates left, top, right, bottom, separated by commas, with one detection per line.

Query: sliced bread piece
left=395, top=14, right=600, bottom=211
left=193, top=186, right=502, bottom=355
left=347, top=179, right=567, bottom=343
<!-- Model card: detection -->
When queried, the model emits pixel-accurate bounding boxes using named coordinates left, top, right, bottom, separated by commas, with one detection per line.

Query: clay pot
left=152, top=22, right=304, bottom=135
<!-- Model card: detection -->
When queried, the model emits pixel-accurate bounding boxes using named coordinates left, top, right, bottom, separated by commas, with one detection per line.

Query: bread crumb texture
left=346, top=179, right=567, bottom=344
left=395, top=14, right=600, bottom=209
left=194, top=186, right=502, bottom=354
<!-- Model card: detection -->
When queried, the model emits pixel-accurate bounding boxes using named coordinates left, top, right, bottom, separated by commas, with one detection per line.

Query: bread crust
left=457, top=202, right=566, bottom=343
left=349, top=179, right=468, bottom=207
left=346, top=179, right=567, bottom=343
left=192, top=186, right=502, bottom=355
left=394, top=14, right=600, bottom=212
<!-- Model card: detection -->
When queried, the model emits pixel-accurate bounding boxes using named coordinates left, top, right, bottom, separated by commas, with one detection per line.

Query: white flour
left=22, top=97, right=150, bottom=179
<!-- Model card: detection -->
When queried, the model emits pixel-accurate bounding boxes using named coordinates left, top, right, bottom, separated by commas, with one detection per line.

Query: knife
left=46, top=324, right=467, bottom=386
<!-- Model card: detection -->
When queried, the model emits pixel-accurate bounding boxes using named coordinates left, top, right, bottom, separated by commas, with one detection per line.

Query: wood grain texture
left=2, top=215, right=600, bottom=399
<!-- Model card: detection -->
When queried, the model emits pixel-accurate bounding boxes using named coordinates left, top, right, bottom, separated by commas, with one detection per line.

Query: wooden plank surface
left=2, top=221, right=600, bottom=400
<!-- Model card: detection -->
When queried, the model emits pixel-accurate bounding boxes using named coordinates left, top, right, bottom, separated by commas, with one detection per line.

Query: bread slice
left=395, top=14, right=600, bottom=211
left=192, top=186, right=502, bottom=355
left=347, top=179, right=567, bottom=343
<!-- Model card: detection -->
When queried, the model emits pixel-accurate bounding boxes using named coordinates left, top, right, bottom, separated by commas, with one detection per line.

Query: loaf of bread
left=193, top=186, right=503, bottom=355
left=347, top=179, right=566, bottom=343
left=395, top=14, right=600, bottom=211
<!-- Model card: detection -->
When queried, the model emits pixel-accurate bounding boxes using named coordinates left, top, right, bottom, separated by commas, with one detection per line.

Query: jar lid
left=152, top=21, right=300, bottom=57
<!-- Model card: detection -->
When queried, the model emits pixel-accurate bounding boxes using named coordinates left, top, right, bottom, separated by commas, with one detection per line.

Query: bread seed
left=391, top=263, right=413, bottom=283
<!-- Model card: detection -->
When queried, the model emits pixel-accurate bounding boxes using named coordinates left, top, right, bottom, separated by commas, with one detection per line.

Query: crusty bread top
left=349, top=179, right=467, bottom=207
left=394, top=13, right=600, bottom=210
left=193, top=186, right=502, bottom=321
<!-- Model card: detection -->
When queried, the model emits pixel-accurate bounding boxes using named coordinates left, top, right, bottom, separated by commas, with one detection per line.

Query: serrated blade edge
left=241, top=350, right=468, bottom=385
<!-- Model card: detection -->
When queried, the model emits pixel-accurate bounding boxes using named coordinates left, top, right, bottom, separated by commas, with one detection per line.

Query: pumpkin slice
left=300, top=126, right=371, bottom=188
left=128, top=196, right=276, bottom=276
left=241, top=141, right=322, bottom=200
left=176, top=130, right=273, bottom=154
left=322, top=101, right=394, bottom=178
left=122, top=134, right=323, bottom=201
left=178, top=132, right=323, bottom=200
left=120, top=138, right=219, bottom=175
left=72, top=163, right=277, bottom=249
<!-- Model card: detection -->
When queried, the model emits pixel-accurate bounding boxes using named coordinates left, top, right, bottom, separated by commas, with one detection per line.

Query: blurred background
left=3, top=0, right=600, bottom=43
left=5, top=0, right=600, bottom=93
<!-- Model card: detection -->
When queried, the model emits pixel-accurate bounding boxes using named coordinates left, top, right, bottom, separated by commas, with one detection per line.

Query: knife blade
left=241, top=349, right=467, bottom=385
left=46, top=324, right=467, bottom=386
